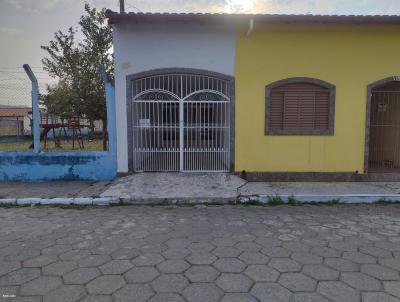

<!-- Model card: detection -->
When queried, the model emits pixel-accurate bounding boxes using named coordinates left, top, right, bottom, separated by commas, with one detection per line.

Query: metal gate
left=131, top=73, right=231, bottom=172
left=369, top=90, right=400, bottom=172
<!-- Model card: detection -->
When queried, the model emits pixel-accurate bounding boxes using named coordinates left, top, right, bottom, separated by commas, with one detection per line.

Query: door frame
left=364, top=76, right=400, bottom=173
left=126, top=68, right=235, bottom=173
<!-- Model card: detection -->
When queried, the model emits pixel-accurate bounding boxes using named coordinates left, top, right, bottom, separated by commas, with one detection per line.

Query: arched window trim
left=265, top=77, right=336, bottom=136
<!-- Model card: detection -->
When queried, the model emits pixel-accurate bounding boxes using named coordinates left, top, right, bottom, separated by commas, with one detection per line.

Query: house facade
left=107, top=11, right=400, bottom=180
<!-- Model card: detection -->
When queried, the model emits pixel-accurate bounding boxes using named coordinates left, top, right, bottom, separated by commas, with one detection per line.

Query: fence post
left=99, top=65, right=117, bottom=155
left=23, top=64, right=40, bottom=153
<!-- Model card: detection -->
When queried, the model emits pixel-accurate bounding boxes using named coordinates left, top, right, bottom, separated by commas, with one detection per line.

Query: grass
left=0, top=138, right=105, bottom=152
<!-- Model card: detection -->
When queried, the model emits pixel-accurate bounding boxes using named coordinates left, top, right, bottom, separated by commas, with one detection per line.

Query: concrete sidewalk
left=1, top=174, right=400, bottom=204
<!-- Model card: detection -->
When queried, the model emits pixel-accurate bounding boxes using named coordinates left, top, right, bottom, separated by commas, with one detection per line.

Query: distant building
left=0, top=105, right=31, bottom=136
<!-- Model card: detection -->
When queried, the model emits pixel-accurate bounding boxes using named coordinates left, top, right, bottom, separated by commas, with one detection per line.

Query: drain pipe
left=246, top=18, right=254, bottom=36
left=119, top=0, right=125, bottom=13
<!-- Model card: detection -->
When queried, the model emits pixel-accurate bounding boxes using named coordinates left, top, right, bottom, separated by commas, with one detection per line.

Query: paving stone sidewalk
left=1, top=204, right=400, bottom=301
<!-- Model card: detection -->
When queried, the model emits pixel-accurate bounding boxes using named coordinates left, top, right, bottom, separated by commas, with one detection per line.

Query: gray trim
left=265, top=77, right=336, bottom=136
left=364, top=76, right=400, bottom=173
left=126, top=68, right=235, bottom=173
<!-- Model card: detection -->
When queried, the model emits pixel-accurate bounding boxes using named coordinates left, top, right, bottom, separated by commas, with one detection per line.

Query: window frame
left=265, top=77, right=336, bottom=136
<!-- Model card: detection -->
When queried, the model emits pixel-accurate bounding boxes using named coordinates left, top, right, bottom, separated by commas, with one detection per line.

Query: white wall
left=113, top=21, right=236, bottom=172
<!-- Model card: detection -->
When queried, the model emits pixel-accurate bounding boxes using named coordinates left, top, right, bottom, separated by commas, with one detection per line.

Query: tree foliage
left=41, top=3, right=113, bottom=149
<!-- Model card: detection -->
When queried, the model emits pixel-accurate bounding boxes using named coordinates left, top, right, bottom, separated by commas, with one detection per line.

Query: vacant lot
left=0, top=205, right=400, bottom=301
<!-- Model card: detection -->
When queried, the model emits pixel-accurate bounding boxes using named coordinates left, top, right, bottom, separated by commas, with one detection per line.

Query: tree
left=41, top=3, right=113, bottom=150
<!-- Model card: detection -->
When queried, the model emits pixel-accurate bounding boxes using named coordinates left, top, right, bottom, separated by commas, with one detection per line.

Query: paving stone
left=78, top=255, right=111, bottom=267
left=79, top=295, right=113, bottom=302
left=132, top=253, right=164, bottom=266
left=379, top=257, right=400, bottom=271
left=213, top=258, right=246, bottom=273
left=42, top=244, right=71, bottom=255
left=324, top=258, right=359, bottom=272
left=220, top=293, right=258, bottom=302
left=86, top=275, right=125, bottom=295
left=261, top=247, right=291, bottom=258
left=23, top=255, right=57, bottom=268
left=157, top=259, right=189, bottom=273
left=211, top=237, right=237, bottom=247
left=239, top=252, right=269, bottom=264
left=216, top=273, right=253, bottom=292
left=0, top=261, right=21, bottom=276
left=151, top=274, right=189, bottom=293
left=63, top=268, right=100, bottom=284
left=124, top=266, right=160, bottom=283
left=278, top=273, right=317, bottom=292
left=311, top=247, right=341, bottom=258
left=244, top=265, right=280, bottom=282
left=362, top=292, right=400, bottom=302
left=269, top=258, right=301, bottom=273
left=282, top=241, right=310, bottom=253
left=250, top=282, right=292, bottom=302
left=360, top=246, right=392, bottom=258
left=7, top=249, right=41, bottom=262
left=235, top=242, right=262, bottom=252
left=162, top=248, right=191, bottom=260
left=111, top=247, right=140, bottom=260
left=43, top=285, right=86, bottom=302
left=186, top=252, right=217, bottom=265
left=361, top=263, right=400, bottom=280
left=384, top=281, right=400, bottom=298
left=213, top=247, right=241, bottom=258
left=291, top=252, right=323, bottom=265
left=60, top=250, right=91, bottom=261
left=341, top=272, right=382, bottom=290
left=343, top=251, right=376, bottom=264
left=0, top=268, right=40, bottom=286
left=291, top=293, right=331, bottom=302
left=148, top=293, right=186, bottom=302
left=20, top=276, right=62, bottom=296
left=43, top=261, right=77, bottom=276
left=166, top=238, right=191, bottom=249
left=183, top=283, right=223, bottom=302
left=188, top=242, right=215, bottom=252
left=317, top=281, right=360, bottom=302
left=184, top=265, right=220, bottom=282
left=99, top=260, right=133, bottom=275
left=302, top=265, right=339, bottom=281
left=113, top=284, right=155, bottom=302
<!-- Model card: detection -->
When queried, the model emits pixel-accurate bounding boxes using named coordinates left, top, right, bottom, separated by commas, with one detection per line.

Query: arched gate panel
left=131, top=72, right=231, bottom=172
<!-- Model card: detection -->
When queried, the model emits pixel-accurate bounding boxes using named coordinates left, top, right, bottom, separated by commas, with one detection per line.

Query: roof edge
left=105, top=10, right=400, bottom=25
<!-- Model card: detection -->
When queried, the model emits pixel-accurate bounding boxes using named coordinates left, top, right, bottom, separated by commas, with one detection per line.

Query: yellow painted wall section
left=235, top=23, right=400, bottom=173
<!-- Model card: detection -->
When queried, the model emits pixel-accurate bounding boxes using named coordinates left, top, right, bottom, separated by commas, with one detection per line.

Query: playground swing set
left=28, top=112, right=86, bottom=150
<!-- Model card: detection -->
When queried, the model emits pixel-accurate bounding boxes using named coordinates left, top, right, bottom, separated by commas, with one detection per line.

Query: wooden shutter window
left=265, top=79, right=335, bottom=135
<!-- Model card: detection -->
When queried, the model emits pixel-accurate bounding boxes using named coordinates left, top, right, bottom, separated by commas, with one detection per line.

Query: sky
left=1, top=0, right=400, bottom=105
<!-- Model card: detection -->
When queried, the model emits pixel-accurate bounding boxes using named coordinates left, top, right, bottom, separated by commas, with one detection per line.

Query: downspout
left=246, top=18, right=254, bottom=36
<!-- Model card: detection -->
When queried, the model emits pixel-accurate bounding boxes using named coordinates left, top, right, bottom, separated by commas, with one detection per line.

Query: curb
left=239, top=194, right=400, bottom=204
left=0, top=197, right=120, bottom=206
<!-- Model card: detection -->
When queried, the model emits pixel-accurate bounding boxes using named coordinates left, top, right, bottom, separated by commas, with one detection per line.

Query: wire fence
left=0, top=66, right=108, bottom=152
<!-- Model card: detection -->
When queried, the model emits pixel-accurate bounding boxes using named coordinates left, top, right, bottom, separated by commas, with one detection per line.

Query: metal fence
left=0, top=66, right=108, bottom=152
left=0, top=67, right=34, bottom=151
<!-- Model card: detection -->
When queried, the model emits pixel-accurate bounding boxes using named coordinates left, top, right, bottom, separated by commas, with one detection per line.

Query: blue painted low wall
left=0, top=151, right=117, bottom=181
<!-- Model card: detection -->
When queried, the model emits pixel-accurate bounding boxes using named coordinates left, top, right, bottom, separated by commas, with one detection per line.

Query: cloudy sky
left=1, top=0, right=400, bottom=105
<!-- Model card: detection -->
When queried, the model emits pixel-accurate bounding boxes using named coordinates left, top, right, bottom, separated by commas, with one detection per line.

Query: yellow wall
left=235, top=23, right=400, bottom=173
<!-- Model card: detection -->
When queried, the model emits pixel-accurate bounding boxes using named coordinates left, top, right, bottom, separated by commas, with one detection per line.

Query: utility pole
left=119, top=0, right=125, bottom=13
